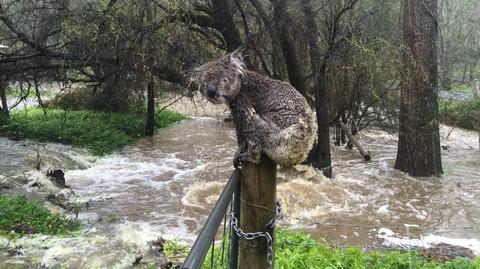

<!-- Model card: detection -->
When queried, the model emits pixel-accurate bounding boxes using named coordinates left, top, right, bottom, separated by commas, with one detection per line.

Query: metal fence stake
left=229, top=180, right=241, bottom=269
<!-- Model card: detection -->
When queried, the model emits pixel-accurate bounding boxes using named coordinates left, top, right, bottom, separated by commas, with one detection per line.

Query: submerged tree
left=395, top=0, right=443, bottom=177
left=301, top=0, right=359, bottom=177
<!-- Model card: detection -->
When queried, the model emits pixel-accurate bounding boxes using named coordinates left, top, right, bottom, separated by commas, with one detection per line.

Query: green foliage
left=339, top=36, right=402, bottom=132
left=275, top=230, right=480, bottom=269
left=439, top=99, right=480, bottom=130
left=200, top=230, right=232, bottom=269
left=199, top=229, right=480, bottom=269
left=0, top=107, right=186, bottom=155
left=45, top=87, right=94, bottom=110
left=164, top=240, right=189, bottom=260
left=451, top=84, right=475, bottom=94
left=0, top=195, right=80, bottom=237
left=0, top=114, right=7, bottom=126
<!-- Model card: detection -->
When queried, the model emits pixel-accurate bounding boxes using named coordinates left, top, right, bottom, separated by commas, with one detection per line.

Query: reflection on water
left=1, top=113, right=479, bottom=266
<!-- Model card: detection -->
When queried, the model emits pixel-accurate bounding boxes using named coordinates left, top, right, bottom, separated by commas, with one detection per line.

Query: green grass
left=164, top=240, right=189, bottom=260
left=0, top=107, right=186, bottom=155
left=439, top=99, right=480, bottom=130
left=275, top=230, right=480, bottom=269
left=0, top=195, right=80, bottom=238
left=450, top=84, right=475, bottom=94
left=199, top=230, right=480, bottom=269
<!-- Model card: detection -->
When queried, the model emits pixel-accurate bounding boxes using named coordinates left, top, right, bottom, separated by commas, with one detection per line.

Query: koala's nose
left=206, top=83, right=218, bottom=98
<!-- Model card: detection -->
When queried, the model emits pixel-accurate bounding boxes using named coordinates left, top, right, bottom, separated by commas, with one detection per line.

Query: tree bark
left=145, top=79, right=155, bottom=136
left=301, top=0, right=335, bottom=177
left=395, top=0, right=443, bottom=177
left=471, top=79, right=479, bottom=98
left=438, top=0, right=452, bottom=90
left=248, top=0, right=286, bottom=80
left=211, top=0, right=242, bottom=52
left=341, top=113, right=347, bottom=144
left=0, top=78, right=9, bottom=117
left=272, top=0, right=308, bottom=97
left=335, top=124, right=341, bottom=146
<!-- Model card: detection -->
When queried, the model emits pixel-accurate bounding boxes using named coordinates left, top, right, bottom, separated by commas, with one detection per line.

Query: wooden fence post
left=239, top=154, right=277, bottom=269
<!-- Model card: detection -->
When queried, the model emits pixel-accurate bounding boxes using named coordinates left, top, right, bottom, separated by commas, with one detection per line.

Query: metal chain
left=265, top=202, right=282, bottom=229
left=230, top=202, right=282, bottom=269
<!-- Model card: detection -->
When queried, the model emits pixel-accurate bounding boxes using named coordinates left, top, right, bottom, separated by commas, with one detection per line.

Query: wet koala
left=192, top=53, right=317, bottom=167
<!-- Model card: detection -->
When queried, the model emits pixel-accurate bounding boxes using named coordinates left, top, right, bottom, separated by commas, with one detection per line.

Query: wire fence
left=181, top=170, right=240, bottom=269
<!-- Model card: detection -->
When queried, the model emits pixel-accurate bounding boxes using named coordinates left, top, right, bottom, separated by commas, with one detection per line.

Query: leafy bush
left=44, top=87, right=94, bottom=110
left=164, top=240, right=189, bottom=260
left=0, top=195, right=80, bottom=237
left=0, top=107, right=186, bottom=155
left=439, top=99, right=480, bottom=130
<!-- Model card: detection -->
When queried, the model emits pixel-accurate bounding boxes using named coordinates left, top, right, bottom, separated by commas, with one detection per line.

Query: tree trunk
left=341, top=112, right=347, bottom=144
left=438, top=0, right=452, bottom=90
left=0, top=78, right=9, bottom=117
left=90, top=8, right=131, bottom=113
left=211, top=0, right=242, bottom=52
left=335, top=124, right=341, bottom=146
left=395, top=0, right=443, bottom=177
left=248, top=0, right=286, bottom=80
left=301, top=0, right=332, bottom=177
left=474, top=112, right=480, bottom=151
left=145, top=79, right=155, bottom=136
left=471, top=79, right=479, bottom=98
left=272, top=0, right=308, bottom=97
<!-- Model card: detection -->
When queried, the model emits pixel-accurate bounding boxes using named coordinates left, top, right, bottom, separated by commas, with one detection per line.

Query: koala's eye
left=222, top=78, right=229, bottom=84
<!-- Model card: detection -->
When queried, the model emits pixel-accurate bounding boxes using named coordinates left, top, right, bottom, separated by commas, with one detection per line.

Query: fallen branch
left=339, top=121, right=371, bottom=161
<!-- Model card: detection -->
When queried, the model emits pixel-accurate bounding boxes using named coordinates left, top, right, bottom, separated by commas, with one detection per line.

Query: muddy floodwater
left=1, top=100, right=479, bottom=267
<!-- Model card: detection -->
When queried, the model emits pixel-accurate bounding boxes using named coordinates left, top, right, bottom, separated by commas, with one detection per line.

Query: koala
left=191, top=53, right=317, bottom=167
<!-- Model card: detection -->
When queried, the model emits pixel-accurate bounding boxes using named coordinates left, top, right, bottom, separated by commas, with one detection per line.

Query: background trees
left=1, top=0, right=478, bottom=176
left=438, top=0, right=480, bottom=91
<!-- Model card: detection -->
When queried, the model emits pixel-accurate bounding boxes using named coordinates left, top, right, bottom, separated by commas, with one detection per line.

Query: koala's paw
left=233, top=150, right=261, bottom=168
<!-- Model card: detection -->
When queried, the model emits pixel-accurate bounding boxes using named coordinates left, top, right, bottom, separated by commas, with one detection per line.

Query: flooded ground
left=1, top=98, right=479, bottom=267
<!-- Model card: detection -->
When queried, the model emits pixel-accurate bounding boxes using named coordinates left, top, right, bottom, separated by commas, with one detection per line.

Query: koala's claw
left=233, top=152, right=247, bottom=168
left=233, top=151, right=261, bottom=168
left=233, top=156, right=242, bottom=169
left=245, top=107, right=256, bottom=119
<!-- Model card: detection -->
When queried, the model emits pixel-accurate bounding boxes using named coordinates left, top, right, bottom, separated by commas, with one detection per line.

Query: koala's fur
left=192, top=53, right=317, bottom=167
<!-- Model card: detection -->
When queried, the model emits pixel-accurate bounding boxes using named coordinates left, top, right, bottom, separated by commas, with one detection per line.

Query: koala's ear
left=226, top=49, right=246, bottom=75
left=229, top=48, right=244, bottom=62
